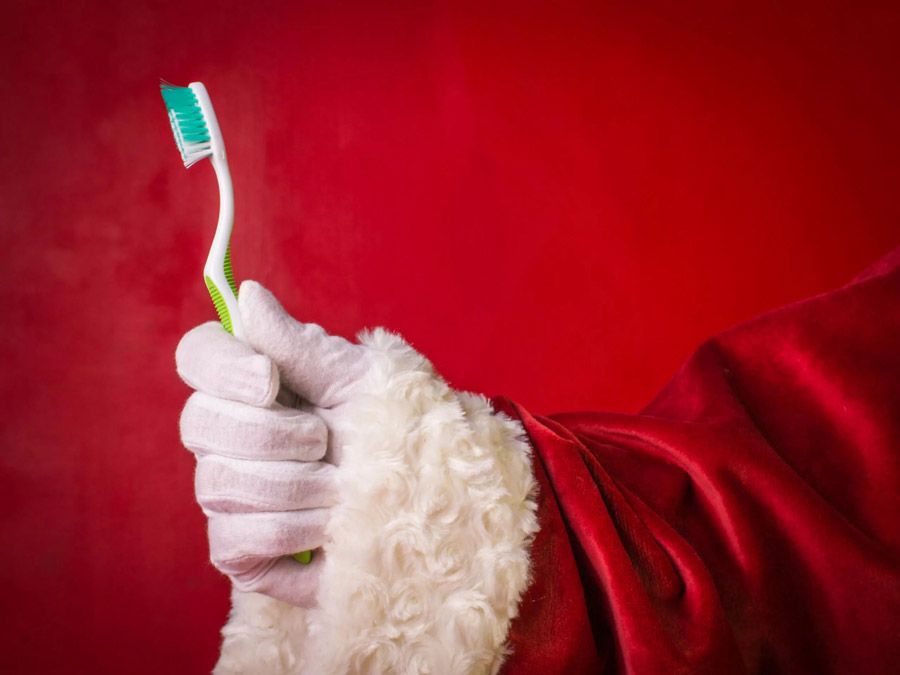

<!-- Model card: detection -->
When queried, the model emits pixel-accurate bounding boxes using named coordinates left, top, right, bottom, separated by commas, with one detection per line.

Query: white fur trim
left=214, top=328, right=539, bottom=674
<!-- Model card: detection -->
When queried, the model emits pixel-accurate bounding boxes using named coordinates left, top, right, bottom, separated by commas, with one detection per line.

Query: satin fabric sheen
left=494, top=247, right=900, bottom=674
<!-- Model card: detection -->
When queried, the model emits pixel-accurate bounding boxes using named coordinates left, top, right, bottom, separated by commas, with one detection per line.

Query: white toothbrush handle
left=204, top=154, right=244, bottom=340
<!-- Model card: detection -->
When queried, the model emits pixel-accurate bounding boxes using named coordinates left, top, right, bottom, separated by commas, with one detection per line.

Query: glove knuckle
left=178, top=392, right=208, bottom=450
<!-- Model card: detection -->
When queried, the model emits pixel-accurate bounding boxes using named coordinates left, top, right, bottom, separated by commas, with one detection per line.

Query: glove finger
left=176, top=322, right=279, bottom=408
left=238, top=281, right=371, bottom=408
left=208, top=509, right=329, bottom=568
left=229, top=552, right=326, bottom=608
left=180, top=391, right=327, bottom=461
left=195, top=454, right=338, bottom=513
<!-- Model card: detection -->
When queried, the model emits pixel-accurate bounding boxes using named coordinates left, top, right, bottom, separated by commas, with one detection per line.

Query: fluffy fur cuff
left=214, top=328, right=539, bottom=674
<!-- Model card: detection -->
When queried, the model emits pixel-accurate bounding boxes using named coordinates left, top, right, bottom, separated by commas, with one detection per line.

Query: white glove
left=177, top=281, right=540, bottom=675
left=176, top=284, right=370, bottom=607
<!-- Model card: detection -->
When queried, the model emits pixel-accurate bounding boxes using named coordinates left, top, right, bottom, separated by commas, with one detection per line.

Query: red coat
left=495, top=247, right=900, bottom=674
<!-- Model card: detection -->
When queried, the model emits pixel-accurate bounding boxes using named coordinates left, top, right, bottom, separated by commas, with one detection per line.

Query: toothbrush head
left=159, top=80, right=222, bottom=168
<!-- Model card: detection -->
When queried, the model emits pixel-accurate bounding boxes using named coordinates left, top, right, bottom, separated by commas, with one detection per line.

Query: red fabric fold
left=495, top=247, right=900, bottom=674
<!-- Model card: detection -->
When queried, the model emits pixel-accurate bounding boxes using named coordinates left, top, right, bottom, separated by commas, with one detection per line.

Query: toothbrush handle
left=204, top=157, right=243, bottom=339
left=205, top=159, right=312, bottom=565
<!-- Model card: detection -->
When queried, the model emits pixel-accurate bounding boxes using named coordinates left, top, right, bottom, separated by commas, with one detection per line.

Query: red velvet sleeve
left=493, top=247, right=900, bottom=674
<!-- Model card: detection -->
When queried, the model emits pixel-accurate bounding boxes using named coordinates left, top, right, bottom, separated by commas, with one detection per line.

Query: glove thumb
left=238, top=281, right=371, bottom=408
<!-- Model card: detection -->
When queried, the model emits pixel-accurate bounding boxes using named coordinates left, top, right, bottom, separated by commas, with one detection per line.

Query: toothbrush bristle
left=160, top=80, right=212, bottom=168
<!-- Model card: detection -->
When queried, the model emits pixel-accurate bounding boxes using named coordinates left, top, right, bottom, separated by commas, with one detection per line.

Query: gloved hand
left=176, top=281, right=370, bottom=607
left=176, top=281, right=539, bottom=675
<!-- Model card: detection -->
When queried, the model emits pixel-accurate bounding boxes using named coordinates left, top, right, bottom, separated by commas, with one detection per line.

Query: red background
left=1, top=1, right=897, bottom=672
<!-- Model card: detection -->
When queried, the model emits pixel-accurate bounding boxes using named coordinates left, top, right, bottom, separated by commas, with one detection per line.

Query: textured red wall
left=1, top=1, right=897, bottom=672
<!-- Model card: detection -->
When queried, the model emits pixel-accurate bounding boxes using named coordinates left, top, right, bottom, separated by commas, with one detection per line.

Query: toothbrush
left=160, top=79, right=312, bottom=566
left=159, top=80, right=242, bottom=340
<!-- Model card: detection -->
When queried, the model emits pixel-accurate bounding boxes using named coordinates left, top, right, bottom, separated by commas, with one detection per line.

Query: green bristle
left=159, top=81, right=212, bottom=165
